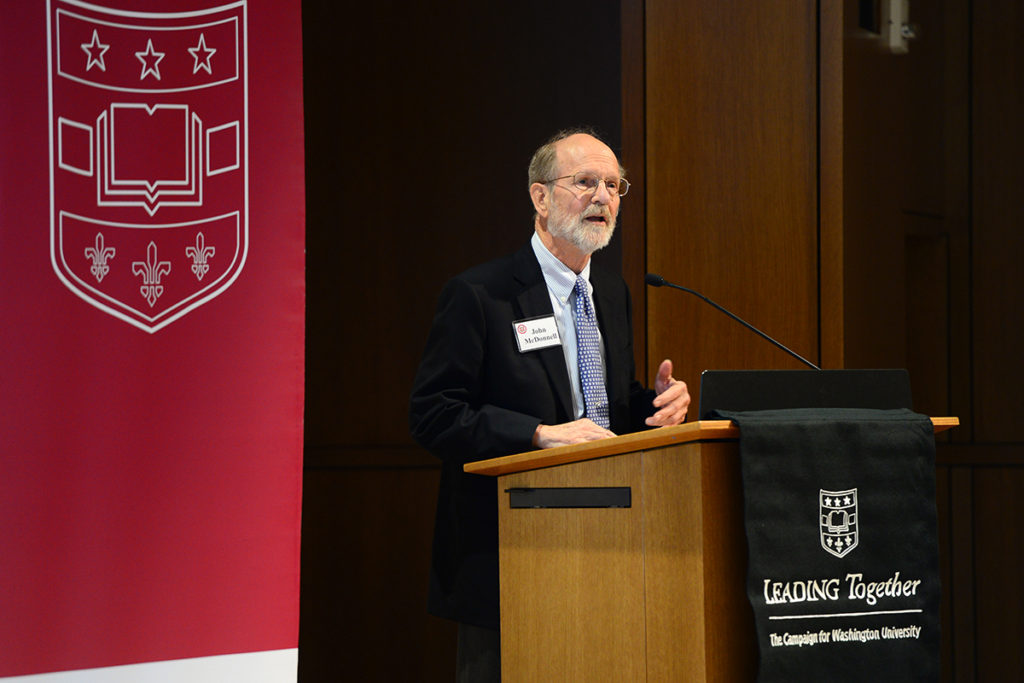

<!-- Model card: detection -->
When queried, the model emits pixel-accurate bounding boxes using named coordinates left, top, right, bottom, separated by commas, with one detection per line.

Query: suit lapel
left=512, top=244, right=574, bottom=422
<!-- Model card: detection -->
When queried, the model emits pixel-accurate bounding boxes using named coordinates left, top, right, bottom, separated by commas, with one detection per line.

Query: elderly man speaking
left=410, top=128, right=690, bottom=682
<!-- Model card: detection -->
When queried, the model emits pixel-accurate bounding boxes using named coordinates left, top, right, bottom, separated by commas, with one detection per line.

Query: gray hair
left=527, top=126, right=624, bottom=189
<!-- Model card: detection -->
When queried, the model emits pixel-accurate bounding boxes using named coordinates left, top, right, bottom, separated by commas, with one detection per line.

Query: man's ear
left=529, top=182, right=550, bottom=218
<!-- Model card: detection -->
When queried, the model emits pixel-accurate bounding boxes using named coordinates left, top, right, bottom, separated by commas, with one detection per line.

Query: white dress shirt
left=530, top=232, right=608, bottom=420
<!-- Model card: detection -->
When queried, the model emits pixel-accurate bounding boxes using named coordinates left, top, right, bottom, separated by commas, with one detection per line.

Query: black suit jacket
left=409, top=241, right=655, bottom=628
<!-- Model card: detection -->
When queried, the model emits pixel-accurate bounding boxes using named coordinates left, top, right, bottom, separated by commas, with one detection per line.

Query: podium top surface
left=463, top=417, right=959, bottom=477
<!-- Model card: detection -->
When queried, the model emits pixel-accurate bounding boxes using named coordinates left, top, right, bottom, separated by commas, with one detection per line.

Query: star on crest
left=81, top=30, right=110, bottom=72
left=135, top=39, right=165, bottom=81
left=188, top=33, right=216, bottom=75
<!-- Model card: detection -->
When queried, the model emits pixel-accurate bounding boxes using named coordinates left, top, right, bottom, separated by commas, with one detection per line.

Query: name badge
left=513, top=316, right=562, bottom=353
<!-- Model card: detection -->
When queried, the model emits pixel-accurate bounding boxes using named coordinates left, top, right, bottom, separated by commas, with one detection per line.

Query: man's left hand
left=645, top=358, right=690, bottom=427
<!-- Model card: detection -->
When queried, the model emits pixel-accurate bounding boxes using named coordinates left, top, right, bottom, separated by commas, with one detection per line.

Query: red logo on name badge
left=517, top=324, right=527, bottom=334
left=48, top=0, right=248, bottom=332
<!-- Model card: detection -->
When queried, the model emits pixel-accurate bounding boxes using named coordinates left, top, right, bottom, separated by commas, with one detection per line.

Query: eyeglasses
left=544, top=172, right=630, bottom=197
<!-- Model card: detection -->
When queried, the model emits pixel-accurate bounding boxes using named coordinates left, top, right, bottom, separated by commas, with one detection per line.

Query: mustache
left=582, top=205, right=614, bottom=222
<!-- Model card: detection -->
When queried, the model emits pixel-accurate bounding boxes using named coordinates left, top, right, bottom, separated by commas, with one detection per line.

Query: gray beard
left=547, top=204, right=616, bottom=255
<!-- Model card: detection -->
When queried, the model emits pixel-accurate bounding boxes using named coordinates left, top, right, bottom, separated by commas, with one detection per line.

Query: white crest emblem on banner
left=820, top=488, right=859, bottom=558
left=47, top=0, right=248, bottom=333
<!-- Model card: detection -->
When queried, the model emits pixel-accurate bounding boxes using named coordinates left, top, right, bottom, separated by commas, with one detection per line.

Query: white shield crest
left=48, top=0, right=248, bottom=333
left=820, top=488, right=858, bottom=558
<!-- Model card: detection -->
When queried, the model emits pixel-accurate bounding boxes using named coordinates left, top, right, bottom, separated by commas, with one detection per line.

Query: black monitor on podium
left=697, top=368, right=914, bottom=419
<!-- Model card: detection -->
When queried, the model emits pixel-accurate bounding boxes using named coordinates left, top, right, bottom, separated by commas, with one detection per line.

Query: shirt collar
left=531, top=231, right=592, bottom=303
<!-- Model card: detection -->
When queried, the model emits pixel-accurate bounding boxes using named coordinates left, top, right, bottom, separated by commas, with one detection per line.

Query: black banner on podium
left=715, top=408, right=940, bottom=683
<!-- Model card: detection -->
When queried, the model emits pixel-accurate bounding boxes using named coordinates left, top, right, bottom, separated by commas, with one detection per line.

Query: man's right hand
left=532, top=418, right=616, bottom=449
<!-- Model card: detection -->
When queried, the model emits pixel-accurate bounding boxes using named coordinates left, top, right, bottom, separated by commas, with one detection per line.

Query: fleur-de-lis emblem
left=132, top=241, right=171, bottom=307
left=185, top=232, right=216, bottom=281
left=84, top=232, right=116, bottom=283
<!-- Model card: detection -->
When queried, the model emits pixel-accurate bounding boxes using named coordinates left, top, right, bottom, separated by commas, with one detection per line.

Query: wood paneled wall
left=640, top=0, right=820, bottom=407
left=967, top=1, right=1024, bottom=676
left=972, top=2, right=1024, bottom=443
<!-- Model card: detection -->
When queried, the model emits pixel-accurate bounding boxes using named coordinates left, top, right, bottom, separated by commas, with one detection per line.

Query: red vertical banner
left=0, top=0, right=303, bottom=679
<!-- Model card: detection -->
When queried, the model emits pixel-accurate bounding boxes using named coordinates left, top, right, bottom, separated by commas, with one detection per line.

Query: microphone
left=644, top=273, right=821, bottom=370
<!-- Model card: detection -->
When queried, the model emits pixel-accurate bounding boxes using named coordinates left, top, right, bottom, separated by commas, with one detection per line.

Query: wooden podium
left=465, top=418, right=958, bottom=682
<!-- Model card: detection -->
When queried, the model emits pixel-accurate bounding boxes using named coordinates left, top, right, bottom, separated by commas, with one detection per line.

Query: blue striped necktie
left=573, top=275, right=609, bottom=428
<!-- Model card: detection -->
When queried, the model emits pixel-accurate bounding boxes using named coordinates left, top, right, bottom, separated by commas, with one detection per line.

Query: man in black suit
left=409, top=129, right=690, bottom=682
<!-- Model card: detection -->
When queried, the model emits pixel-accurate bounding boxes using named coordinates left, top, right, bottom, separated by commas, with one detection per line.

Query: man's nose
left=592, top=180, right=613, bottom=203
